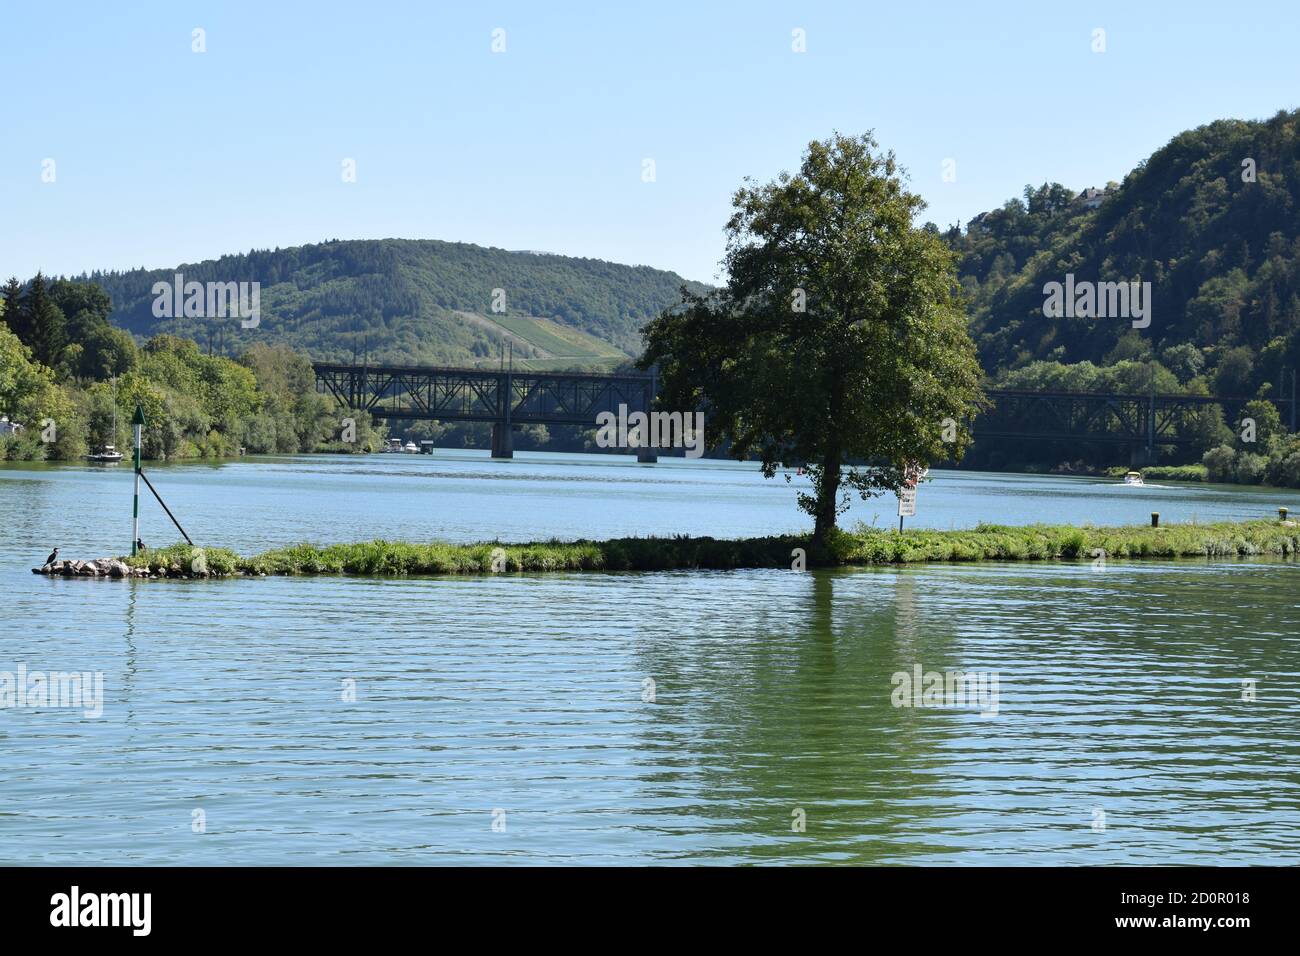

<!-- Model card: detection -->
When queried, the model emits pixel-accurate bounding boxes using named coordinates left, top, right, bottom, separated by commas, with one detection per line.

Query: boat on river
left=1123, top=471, right=1144, bottom=486
left=87, top=378, right=125, bottom=463
left=87, top=444, right=124, bottom=463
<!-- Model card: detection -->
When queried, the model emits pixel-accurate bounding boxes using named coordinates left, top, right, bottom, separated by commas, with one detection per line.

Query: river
left=2, top=451, right=1299, bottom=864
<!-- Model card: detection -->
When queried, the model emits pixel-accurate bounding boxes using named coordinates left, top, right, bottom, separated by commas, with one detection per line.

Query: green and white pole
left=131, top=404, right=146, bottom=555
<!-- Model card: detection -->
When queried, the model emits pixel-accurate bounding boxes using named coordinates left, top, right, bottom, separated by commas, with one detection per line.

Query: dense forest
left=0, top=275, right=382, bottom=462
left=948, top=109, right=1300, bottom=389
left=87, top=238, right=707, bottom=365
left=939, top=107, right=1300, bottom=481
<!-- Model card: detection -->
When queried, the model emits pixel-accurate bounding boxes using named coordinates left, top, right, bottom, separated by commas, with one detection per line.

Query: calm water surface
left=2, top=452, right=1298, bottom=864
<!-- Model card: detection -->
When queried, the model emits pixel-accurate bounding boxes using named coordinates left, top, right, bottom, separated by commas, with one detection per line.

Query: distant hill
left=944, top=108, right=1300, bottom=397
left=85, top=238, right=708, bottom=368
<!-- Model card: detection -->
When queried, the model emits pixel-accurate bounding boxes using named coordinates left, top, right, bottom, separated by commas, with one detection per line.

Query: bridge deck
left=313, top=362, right=654, bottom=427
left=313, top=362, right=1289, bottom=447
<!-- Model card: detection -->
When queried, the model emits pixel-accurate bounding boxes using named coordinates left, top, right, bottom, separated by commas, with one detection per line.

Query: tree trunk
left=812, top=372, right=846, bottom=551
left=811, top=449, right=841, bottom=550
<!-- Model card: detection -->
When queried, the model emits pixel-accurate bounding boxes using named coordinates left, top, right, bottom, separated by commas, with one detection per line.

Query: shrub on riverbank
left=1105, top=464, right=1209, bottom=482
left=115, top=520, right=1300, bottom=578
left=124, top=543, right=242, bottom=576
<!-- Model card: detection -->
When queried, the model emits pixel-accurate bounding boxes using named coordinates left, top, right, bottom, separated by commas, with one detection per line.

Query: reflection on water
left=2, top=456, right=1299, bottom=864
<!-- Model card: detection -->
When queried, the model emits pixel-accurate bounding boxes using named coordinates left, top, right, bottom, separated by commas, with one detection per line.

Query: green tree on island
left=642, top=132, right=986, bottom=547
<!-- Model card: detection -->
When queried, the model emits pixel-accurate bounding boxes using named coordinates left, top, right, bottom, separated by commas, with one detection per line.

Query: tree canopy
left=643, top=132, right=986, bottom=544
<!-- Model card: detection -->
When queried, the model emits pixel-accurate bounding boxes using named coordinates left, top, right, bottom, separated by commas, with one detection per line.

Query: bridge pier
left=1130, top=446, right=1158, bottom=467
left=491, top=422, right=514, bottom=459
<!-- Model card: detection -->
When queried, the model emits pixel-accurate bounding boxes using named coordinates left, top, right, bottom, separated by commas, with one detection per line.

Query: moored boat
left=88, top=378, right=125, bottom=463
left=87, top=444, right=124, bottom=463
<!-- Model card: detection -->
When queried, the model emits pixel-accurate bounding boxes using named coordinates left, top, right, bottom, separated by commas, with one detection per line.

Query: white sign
left=898, top=486, right=917, bottom=518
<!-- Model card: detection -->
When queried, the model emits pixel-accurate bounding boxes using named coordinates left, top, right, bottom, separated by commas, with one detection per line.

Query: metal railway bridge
left=974, top=388, right=1292, bottom=464
left=314, top=362, right=658, bottom=459
left=314, top=362, right=1292, bottom=463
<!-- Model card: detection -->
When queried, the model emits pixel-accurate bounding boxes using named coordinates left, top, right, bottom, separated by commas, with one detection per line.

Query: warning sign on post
left=898, top=486, right=917, bottom=517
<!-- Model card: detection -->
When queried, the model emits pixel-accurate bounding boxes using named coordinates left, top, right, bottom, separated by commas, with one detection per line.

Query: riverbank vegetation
left=117, top=519, right=1300, bottom=578
left=0, top=276, right=383, bottom=460
left=1104, top=464, right=1210, bottom=482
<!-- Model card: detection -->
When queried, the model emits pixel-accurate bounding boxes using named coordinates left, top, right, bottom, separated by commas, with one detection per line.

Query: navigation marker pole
left=131, top=404, right=146, bottom=556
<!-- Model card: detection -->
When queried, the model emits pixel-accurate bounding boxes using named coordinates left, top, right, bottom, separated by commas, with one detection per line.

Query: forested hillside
left=87, top=239, right=706, bottom=366
left=946, top=108, right=1300, bottom=400
left=938, top=108, right=1300, bottom=481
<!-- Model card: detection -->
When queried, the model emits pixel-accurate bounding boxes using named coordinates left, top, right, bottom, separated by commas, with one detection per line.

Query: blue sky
left=3, top=0, right=1298, bottom=285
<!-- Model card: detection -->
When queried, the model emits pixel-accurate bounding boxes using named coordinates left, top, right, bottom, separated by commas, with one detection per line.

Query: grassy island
left=110, top=520, right=1300, bottom=578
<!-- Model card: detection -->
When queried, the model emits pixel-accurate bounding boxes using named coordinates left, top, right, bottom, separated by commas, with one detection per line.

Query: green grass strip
left=118, top=520, right=1300, bottom=577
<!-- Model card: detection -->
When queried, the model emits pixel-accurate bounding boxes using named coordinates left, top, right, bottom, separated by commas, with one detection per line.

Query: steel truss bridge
left=314, top=362, right=1291, bottom=462
left=974, top=389, right=1290, bottom=462
left=313, top=362, right=657, bottom=458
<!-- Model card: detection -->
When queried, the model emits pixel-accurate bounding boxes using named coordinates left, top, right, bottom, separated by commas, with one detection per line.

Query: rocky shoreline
left=34, top=558, right=152, bottom=578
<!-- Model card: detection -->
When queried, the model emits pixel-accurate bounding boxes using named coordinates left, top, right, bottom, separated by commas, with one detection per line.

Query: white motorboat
left=1123, top=471, right=1144, bottom=486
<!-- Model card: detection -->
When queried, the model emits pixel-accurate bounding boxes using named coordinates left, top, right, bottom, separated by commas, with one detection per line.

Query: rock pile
left=32, top=558, right=146, bottom=578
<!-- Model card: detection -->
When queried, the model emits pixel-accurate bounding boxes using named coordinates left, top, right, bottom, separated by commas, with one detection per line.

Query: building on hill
left=1075, top=186, right=1109, bottom=209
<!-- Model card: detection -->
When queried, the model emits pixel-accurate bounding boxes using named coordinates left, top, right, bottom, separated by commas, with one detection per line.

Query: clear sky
left=3, top=0, right=1298, bottom=285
